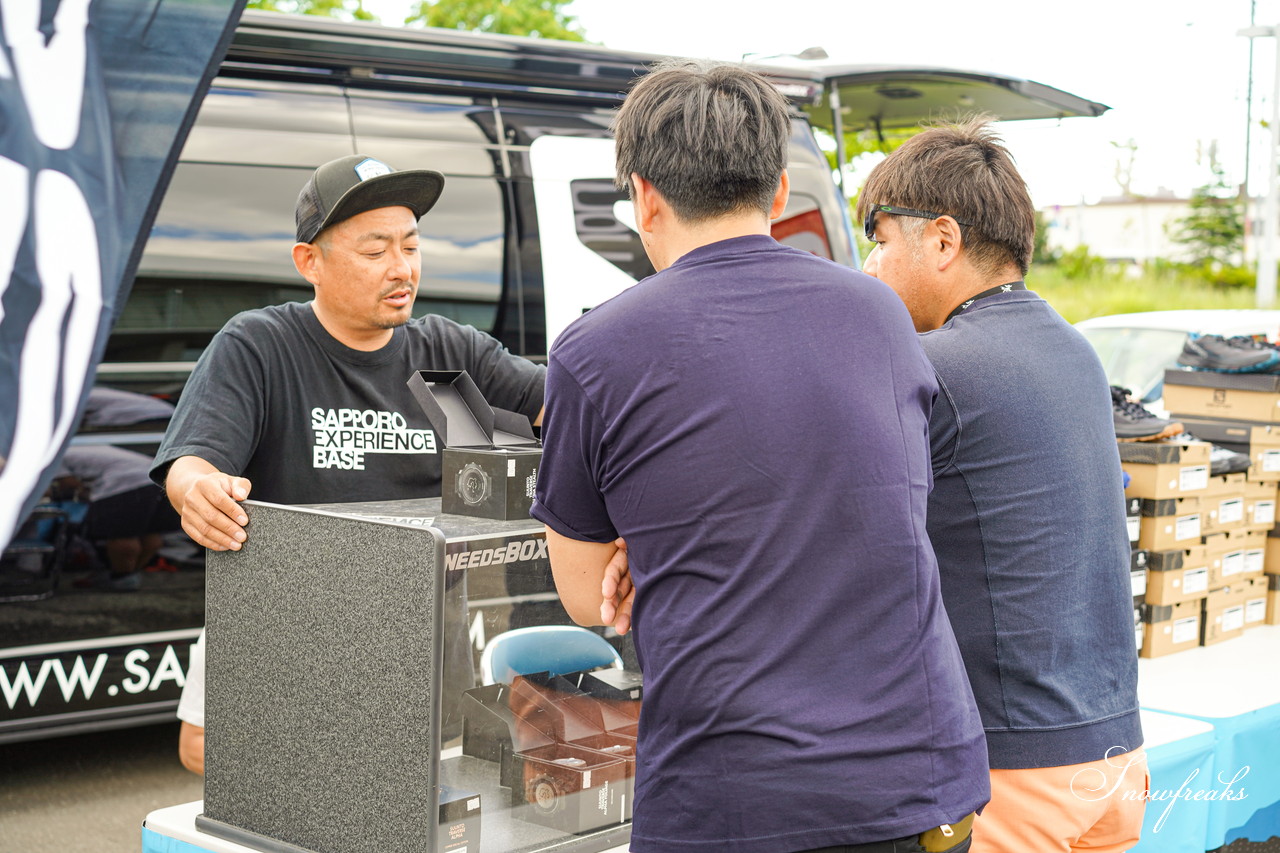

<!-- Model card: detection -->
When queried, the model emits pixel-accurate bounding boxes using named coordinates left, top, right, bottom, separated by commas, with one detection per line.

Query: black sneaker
left=1169, top=432, right=1252, bottom=475
left=1177, top=333, right=1280, bottom=373
left=1112, top=386, right=1184, bottom=442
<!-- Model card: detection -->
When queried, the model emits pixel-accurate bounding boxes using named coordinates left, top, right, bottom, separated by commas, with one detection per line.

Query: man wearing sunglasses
left=857, top=120, right=1146, bottom=852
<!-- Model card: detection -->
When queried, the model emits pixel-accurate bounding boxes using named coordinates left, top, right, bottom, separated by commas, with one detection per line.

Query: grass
left=1027, top=264, right=1258, bottom=325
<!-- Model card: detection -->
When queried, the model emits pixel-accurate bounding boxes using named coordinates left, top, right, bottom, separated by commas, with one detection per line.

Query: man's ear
left=292, top=242, right=322, bottom=287
left=768, top=170, right=791, bottom=220
left=933, top=215, right=965, bottom=271
left=630, top=173, right=660, bottom=234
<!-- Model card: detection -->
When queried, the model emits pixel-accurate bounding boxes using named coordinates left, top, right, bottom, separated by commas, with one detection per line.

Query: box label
left=1223, top=549, right=1246, bottom=577
left=1127, top=516, right=1140, bottom=541
left=1175, top=514, right=1201, bottom=541
left=1254, top=500, right=1276, bottom=525
left=1218, top=497, right=1244, bottom=524
left=1172, top=616, right=1199, bottom=644
left=1246, top=598, right=1267, bottom=623
left=1180, top=465, right=1209, bottom=492
left=1183, top=567, right=1209, bottom=595
left=1222, top=605, right=1246, bottom=632
left=1246, top=549, right=1265, bottom=574
left=1130, top=569, right=1147, bottom=597
left=1264, top=450, right=1280, bottom=473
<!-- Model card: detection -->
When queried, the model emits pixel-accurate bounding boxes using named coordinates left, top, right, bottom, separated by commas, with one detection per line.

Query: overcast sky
left=362, top=0, right=1280, bottom=208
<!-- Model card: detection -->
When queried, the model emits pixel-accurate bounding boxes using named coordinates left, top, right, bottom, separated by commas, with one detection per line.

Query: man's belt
left=919, top=812, right=975, bottom=852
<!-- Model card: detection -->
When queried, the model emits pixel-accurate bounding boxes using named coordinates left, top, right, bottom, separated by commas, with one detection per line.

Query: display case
left=197, top=497, right=640, bottom=853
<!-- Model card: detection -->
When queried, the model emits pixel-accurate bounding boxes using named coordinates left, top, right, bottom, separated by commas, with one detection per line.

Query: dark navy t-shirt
left=532, top=235, right=989, bottom=852
left=922, top=291, right=1141, bottom=769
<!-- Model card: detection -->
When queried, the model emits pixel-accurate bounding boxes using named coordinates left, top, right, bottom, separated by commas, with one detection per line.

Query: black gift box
left=408, top=370, right=541, bottom=520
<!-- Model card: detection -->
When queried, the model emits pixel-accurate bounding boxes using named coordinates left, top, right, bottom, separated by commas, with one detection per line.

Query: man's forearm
left=545, top=526, right=617, bottom=627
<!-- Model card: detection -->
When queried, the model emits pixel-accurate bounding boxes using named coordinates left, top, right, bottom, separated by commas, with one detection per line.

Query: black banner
left=0, top=0, right=247, bottom=547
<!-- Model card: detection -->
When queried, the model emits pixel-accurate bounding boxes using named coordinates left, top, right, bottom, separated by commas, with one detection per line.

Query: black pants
left=800, top=835, right=971, bottom=853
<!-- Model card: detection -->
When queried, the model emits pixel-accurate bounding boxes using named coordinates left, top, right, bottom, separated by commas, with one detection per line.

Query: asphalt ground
left=0, top=721, right=202, bottom=853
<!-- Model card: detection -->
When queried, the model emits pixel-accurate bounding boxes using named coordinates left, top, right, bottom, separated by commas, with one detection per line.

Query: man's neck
left=649, top=213, right=771, bottom=271
left=310, top=302, right=395, bottom=352
left=926, top=268, right=1024, bottom=331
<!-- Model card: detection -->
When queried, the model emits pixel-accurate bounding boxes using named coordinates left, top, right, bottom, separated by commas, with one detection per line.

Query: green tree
left=1171, top=150, right=1244, bottom=275
left=405, top=0, right=586, bottom=40
left=248, top=0, right=375, bottom=21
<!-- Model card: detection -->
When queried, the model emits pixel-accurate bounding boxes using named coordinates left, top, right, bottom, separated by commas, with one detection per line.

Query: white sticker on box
left=1183, top=567, right=1209, bottom=594
left=1180, top=465, right=1209, bottom=492
left=1222, top=605, right=1245, bottom=632
left=1172, top=616, right=1199, bottom=644
left=1254, top=501, right=1276, bottom=525
left=1246, top=598, right=1267, bottom=623
left=583, top=770, right=591, bottom=788
left=1223, top=550, right=1246, bottom=577
left=1135, top=625, right=1143, bottom=650
left=508, top=459, right=516, bottom=477
left=1131, top=569, right=1147, bottom=597
left=1263, top=449, right=1280, bottom=472
left=1175, top=514, right=1201, bottom=541
left=467, top=798, right=480, bottom=811
left=1218, top=497, right=1244, bottom=524
left=1127, top=516, right=1140, bottom=542
left=1246, top=549, right=1265, bottom=574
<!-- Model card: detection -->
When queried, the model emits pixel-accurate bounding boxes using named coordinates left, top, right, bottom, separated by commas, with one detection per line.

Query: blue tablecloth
left=1130, top=710, right=1217, bottom=853
left=1138, top=625, right=1280, bottom=850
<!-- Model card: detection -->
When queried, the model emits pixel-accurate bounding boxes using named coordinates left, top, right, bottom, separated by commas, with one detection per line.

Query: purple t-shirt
left=531, top=235, right=988, bottom=852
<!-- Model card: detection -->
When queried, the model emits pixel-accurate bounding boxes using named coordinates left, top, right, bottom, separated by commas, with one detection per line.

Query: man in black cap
left=154, top=154, right=549, bottom=772
left=152, top=154, right=545, bottom=551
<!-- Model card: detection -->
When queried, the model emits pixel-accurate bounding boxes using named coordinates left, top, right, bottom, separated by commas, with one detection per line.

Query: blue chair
left=480, top=625, right=623, bottom=686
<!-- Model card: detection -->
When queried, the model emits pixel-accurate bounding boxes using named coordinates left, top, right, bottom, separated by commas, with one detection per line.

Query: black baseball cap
left=295, top=155, right=445, bottom=243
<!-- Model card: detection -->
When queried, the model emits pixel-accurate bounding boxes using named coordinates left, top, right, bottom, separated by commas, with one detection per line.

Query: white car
left=1075, top=309, right=1280, bottom=412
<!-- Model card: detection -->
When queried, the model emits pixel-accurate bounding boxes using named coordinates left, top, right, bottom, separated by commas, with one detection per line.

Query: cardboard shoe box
left=408, top=370, right=542, bottom=520
left=1243, top=480, right=1279, bottom=532
left=1130, top=549, right=1148, bottom=605
left=1141, top=599, right=1203, bottom=658
left=1144, top=545, right=1210, bottom=605
left=1200, top=472, right=1246, bottom=535
left=1138, top=497, right=1203, bottom=552
left=1201, top=584, right=1248, bottom=646
left=1267, top=574, right=1280, bottom=625
left=1205, top=530, right=1267, bottom=586
left=1119, top=440, right=1211, bottom=500
left=1241, top=576, right=1270, bottom=629
left=1163, top=369, right=1280, bottom=425
left=1126, top=497, right=1142, bottom=545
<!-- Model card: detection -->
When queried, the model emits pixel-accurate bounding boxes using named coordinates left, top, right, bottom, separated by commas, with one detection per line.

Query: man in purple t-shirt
left=531, top=60, right=988, bottom=853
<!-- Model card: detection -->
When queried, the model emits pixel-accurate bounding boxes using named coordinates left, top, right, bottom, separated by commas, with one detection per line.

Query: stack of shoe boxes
left=1121, top=438, right=1212, bottom=658
left=1161, top=369, right=1280, bottom=630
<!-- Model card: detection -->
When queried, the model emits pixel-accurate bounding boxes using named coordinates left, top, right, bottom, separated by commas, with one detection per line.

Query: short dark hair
left=857, top=118, right=1036, bottom=276
left=613, top=59, right=790, bottom=222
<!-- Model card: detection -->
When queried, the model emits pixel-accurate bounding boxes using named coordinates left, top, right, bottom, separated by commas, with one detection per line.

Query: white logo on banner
left=0, top=0, right=103, bottom=547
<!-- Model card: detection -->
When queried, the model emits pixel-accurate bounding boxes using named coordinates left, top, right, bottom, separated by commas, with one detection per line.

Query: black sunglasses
left=864, top=204, right=972, bottom=241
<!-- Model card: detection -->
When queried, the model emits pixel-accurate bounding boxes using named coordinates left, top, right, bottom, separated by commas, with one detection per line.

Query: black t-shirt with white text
left=151, top=302, right=545, bottom=504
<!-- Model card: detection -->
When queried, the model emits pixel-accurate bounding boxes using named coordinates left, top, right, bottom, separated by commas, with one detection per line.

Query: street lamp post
left=1240, top=24, right=1280, bottom=307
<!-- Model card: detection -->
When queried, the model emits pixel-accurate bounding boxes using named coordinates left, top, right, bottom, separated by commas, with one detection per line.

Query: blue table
left=1138, top=625, right=1280, bottom=850
left=1130, top=710, right=1217, bottom=853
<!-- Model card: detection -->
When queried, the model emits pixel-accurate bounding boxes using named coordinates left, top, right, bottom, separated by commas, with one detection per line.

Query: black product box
left=461, top=682, right=556, bottom=766
left=511, top=742, right=628, bottom=835
left=438, top=786, right=481, bottom=853
left=408, top=370, right=541, bottom=520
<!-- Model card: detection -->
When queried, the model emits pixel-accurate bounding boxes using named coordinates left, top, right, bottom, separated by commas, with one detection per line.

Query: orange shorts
left=971, top=748, right=1149, bottom=853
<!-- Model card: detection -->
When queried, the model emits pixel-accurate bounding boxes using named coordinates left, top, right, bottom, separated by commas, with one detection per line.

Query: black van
left=0, top=10, right=1105, bottom=743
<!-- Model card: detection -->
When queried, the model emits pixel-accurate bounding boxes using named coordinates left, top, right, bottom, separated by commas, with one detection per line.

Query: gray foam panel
left=202, top=500, right=444, bottom=853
